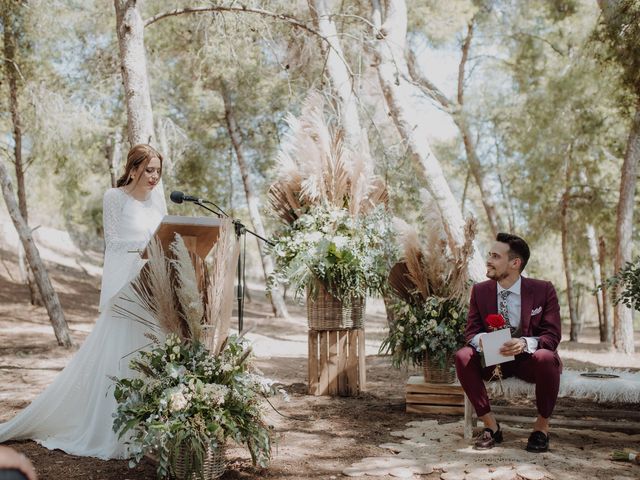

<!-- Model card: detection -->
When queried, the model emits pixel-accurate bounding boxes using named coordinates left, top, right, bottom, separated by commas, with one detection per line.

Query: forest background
left=0, top=0, right=638, bottom=354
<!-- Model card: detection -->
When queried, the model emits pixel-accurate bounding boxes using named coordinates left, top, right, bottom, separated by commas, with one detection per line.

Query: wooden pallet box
left=405, top=375, right=465, bottom=415
left=308, top=329, right=365, bottom=396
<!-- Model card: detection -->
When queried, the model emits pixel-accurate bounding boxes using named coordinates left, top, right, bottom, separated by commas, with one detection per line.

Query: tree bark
left=220, top=83, right=289, bottom=318
left=309, top=0, right=372, bottom=159
left=105, top=131, right=122, bottom=188
left=114, top=0, right=155, bottom=146
left=598, top=236, right=611, bottom=343
left=3, top=5, right=41, bottom=306
left=372, top=0, right=485, bottom=281
left=613, top=101, right=639, bottom=354
left=0, top=160, right=73, bottom=347
left=560, top=158, right=578, bottom=341
left=585, top=224, right=604, bottom=339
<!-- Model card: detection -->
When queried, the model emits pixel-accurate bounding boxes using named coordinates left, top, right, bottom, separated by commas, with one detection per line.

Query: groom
left=455, top=233, right=562, bottom=452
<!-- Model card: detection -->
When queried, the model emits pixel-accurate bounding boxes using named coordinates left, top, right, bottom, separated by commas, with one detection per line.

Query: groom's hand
left=500, top=338, right=526, bottom=356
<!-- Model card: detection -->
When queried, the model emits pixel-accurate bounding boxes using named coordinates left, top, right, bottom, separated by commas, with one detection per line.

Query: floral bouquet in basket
left=111, top=225, right=284, bottom=479
left=380, top=213, right=476, bottom=375
left=269, top=204, right=393, bottom=302
left=381, top=296, right=467, bottom=369
left=112, top=333, right=279, bottom=479
left=267, top=92, right=394, bottom=304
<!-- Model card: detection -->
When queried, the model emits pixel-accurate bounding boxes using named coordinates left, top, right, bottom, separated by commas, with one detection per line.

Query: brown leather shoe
left=474, top=425, right=503, bottom=450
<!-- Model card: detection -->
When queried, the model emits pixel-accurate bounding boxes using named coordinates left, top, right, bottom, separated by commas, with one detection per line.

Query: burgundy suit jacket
left=464, top=277, right=562, bottom=352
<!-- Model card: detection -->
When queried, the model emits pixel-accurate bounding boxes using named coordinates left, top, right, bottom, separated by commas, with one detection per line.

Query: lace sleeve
left=102, top=188, right=138, bottom=254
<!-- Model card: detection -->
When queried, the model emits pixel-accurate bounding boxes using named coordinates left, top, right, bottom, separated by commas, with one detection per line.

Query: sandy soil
left=0, top=248, right=639, bottom=480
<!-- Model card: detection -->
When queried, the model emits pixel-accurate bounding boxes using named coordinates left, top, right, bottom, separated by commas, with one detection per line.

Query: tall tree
left=0, top=159, right=72, bottom=347
left=309, top=0, right=372, bottom=159
left=220, top=81, right=289, bottom=318
left=114, top=0, right=155, bottom=146
left=407, top=13, right=503, bottom=236
left=2, top=1, right=39, bottom=305
left=372, top=0, right=485, bottom=280
left=597, top=0, right=639, bottom=354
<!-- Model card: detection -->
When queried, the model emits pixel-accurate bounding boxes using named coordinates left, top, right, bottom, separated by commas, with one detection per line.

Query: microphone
left=170, top=191, right=201, bottom=204
left=170, top=190, right=230, bottom=218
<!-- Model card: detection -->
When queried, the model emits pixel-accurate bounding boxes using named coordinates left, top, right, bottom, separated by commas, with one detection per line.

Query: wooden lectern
left=141, top=215, right=223, bottom=260
left=141, top=215, right=224, bottom=292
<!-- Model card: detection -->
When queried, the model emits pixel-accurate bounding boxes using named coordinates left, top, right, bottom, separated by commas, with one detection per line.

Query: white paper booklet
left=481, top=329, right=514, bottom=367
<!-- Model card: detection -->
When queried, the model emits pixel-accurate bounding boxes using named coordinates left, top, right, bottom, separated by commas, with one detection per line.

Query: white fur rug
left=485, top=369, right=640, bottom=403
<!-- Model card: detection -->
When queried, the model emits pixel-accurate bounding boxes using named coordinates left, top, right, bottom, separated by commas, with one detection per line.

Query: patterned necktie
left=499, top=290, right=514, bottom=333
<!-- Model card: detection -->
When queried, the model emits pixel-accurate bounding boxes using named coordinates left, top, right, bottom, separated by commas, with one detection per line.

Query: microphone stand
left=189, top=199, right=274, bottom=333
left=201, top=200, right=273, bottom=247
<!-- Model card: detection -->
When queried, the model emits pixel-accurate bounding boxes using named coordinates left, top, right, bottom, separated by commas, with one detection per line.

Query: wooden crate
left=308, top=329, right=365, bottom=396
left=405, top=375, right=465, bottom=415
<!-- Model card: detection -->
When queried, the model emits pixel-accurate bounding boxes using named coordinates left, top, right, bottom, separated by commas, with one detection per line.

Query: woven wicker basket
left=173, top=444, right=225, bottom=480
left=306, top=280, right=365, bottom=331
left=423, top=351, right=456, bottom=384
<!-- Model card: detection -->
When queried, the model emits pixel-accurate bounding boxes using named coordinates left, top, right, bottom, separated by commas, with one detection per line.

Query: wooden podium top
left=142, top=215, right=224, bottom=259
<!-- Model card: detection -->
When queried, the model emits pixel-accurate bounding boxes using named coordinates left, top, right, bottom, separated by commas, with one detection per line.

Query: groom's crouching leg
left=531, top=349, right=561, bottom=419
left=455, top=346, right=491, bottom=417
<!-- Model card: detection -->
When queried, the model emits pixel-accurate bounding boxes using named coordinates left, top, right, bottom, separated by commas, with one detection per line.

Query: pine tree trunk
left=561, top=183, right=578, bottom=341
left=3, top=6, right=41, bottom=306
left=598, top=236, right=611, bottom=343
left=114, top=0, right=155, bottom=146
left=105, top=131, right=122, bottom=188
left=613, top=101, right=639, bottom=354
left=454, top=20, right=500, bottom=237
left=0, top=160, right=73, bottom=347
left=220, top=83, right=289, bottom=318
left=310, top=0, right=371, bottom=159
left=406, top=22, right=502, bottom=237
left=372, top=0, right=485, bottom=281
left=585, top=224, right=604, bottom=340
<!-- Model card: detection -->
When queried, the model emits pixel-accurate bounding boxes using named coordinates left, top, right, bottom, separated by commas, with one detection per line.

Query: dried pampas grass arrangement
left=170, top=235, right=204, bottom=342
left=204, top=218, right=240, bottom=355
left=114, top=223, right=239, bottom=352
left=268, top=91, right=387, bottom=224
left=113, top=237, right=185, bottom=338
left=390, top=213, right=477, bottom=305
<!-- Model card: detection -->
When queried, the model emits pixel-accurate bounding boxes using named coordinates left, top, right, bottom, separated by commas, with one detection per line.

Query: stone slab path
left=343, top=420, right=640, bottom=480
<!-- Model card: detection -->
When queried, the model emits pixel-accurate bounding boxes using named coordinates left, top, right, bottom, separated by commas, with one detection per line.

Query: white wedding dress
left=0, top=186, right=166, bottom=459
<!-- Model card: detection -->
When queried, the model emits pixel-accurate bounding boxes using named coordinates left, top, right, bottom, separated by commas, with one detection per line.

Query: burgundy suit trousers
left=455, top=346, right=561, bottom=418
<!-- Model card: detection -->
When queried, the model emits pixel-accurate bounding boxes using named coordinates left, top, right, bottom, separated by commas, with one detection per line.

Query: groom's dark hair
left=496, top=232, right=530, bottom=272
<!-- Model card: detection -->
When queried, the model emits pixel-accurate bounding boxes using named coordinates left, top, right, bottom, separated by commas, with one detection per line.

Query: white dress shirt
left=470, top=276, right=539, bottom=354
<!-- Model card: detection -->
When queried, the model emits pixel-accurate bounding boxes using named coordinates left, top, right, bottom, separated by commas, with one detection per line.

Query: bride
left=0, top=144, right=167, bottom=460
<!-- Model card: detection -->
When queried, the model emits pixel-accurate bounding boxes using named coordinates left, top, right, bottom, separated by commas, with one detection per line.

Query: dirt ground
left=1, top=248, right=639, bottom=480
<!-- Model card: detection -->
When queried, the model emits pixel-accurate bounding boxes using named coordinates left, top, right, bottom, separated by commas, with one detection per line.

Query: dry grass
left=204, top=219, right=240, bottom=355
left=268, top=92, right=387, bottom=225
left=390, top=213, right=477, bottom=304
left=170, top=235, right=204, bottom=341
left=113, top=223, right=239, bottom=352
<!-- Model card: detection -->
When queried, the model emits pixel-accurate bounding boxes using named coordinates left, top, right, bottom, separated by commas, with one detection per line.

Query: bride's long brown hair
left=116, top=144, right=164, bottom=188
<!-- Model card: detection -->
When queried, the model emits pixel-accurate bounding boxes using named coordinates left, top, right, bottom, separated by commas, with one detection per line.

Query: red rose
left=486, top=314, right=506, bottom=330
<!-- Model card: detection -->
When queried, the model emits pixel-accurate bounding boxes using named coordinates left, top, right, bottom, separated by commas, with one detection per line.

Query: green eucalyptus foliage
left=112, top=334, right=279, bottom=479
left=600, top=258, right=640, bottom=311
left=379, top=297, right=468, bottom=368
left=269, top=204, right=396, bottom=300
